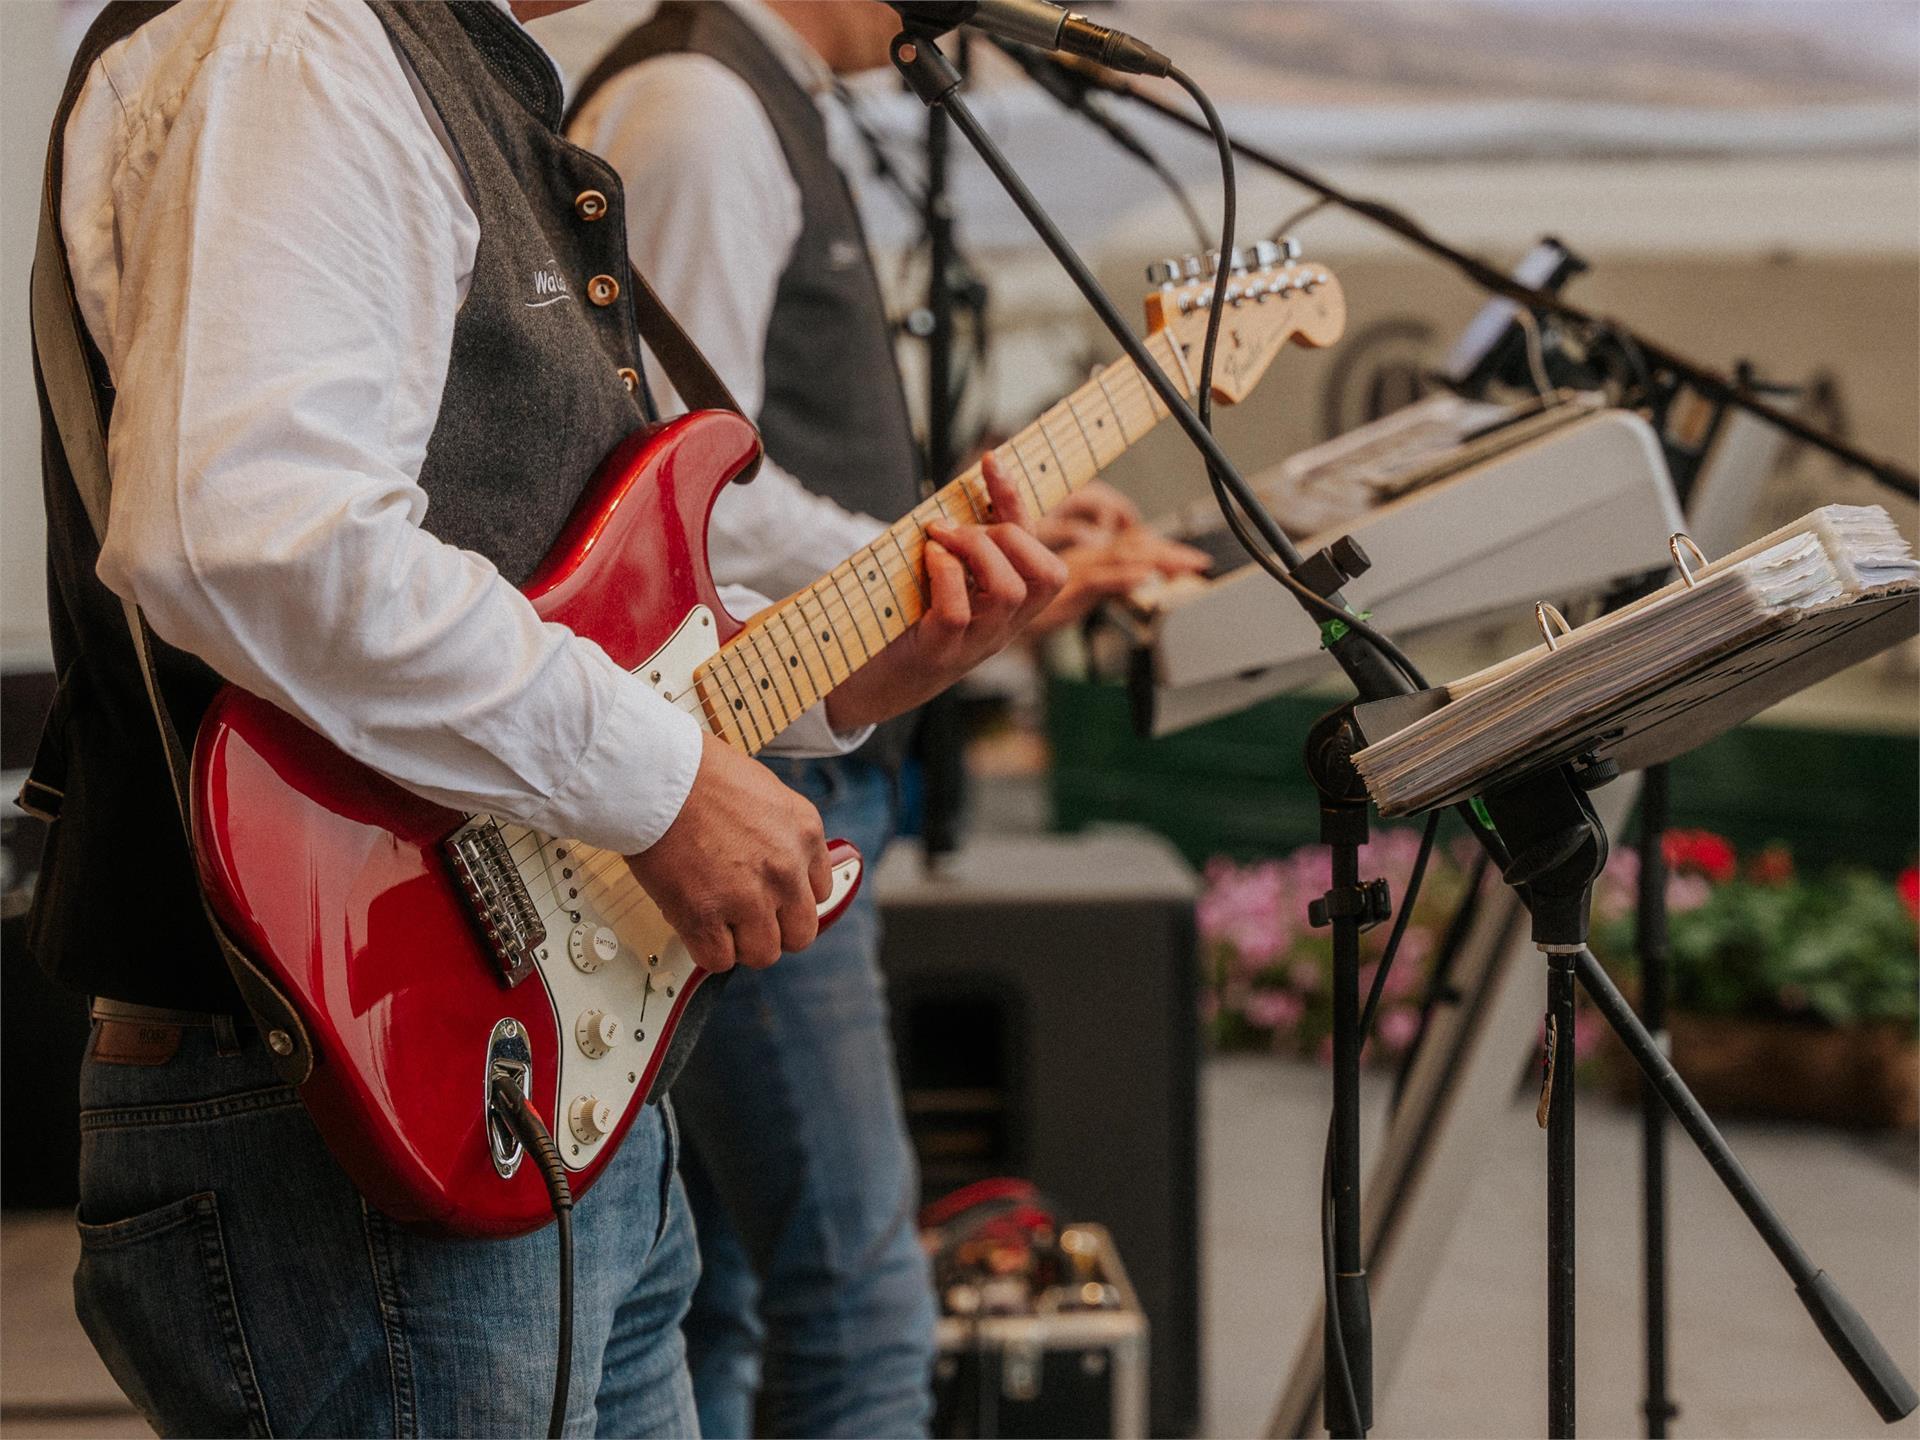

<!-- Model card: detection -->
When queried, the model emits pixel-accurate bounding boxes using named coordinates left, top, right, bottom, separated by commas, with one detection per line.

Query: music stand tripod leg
left=1636, top=763, right=1678, bottom=1439
left=1482, top=766, right=1614, bottom=1440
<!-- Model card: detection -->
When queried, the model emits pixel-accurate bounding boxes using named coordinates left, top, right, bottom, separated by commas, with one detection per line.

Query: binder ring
left=1669, top=532, right=1708, bottom=589
left=1534, top=601, right=1572, bottom=652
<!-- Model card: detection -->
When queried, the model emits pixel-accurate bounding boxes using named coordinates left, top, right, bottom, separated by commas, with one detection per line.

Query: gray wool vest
left=571, top=1, right=925, bottom=768
left=31, top=0, right=658, bottom=1011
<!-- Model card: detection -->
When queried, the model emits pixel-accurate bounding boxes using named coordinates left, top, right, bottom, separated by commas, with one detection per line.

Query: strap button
left=587, top=273, right=620, bottom=307
left=617, top=367, right=641, bottom=394
left=574, top=188, right=608, bottom=222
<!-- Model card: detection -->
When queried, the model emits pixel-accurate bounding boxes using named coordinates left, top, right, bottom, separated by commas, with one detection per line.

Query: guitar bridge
left=446, top=820, right=545, bottom=986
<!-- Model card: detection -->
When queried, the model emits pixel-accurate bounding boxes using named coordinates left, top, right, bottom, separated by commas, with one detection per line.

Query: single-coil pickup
left=446, top=821, right=545, bottom=986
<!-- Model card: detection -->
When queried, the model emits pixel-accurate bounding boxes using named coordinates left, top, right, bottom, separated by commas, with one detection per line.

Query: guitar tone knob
left=569, top=1095, right=615, bottom=1145
left=576, top=1009, right=622, bottom=1059
left=568, top=923, right=620, bottom=973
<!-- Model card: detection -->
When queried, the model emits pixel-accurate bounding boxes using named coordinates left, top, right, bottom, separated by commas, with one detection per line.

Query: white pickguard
left=457, top=606, right=861, bottom=1173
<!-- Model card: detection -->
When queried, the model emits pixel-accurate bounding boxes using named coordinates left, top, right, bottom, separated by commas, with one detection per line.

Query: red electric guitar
left=190, top=249, right=1345, bottom=1237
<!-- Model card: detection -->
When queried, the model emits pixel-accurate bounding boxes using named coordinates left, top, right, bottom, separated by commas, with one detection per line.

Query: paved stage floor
left=3, top=1056, right=1915, bottom=1438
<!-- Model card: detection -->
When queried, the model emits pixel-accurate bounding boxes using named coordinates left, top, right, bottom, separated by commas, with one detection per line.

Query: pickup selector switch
left=576, top=1010, right=622, bottom=1058
left=568, top=923, right=620, bottom=973
left=569, top=1095, right=615, bottom=1145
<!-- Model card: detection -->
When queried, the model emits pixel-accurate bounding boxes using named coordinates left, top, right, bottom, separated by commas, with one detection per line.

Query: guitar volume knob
left=576, top=1009, right=622, bottom=1058
left=568, top=922, right=620, bottom=973
left=569, top=1095, right=615, bottom=1145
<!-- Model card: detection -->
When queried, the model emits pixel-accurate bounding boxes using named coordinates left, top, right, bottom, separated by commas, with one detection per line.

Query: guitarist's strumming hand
left=825, top=452, right=1068, bottom=731
left=625, top=732, right=832, bottom=973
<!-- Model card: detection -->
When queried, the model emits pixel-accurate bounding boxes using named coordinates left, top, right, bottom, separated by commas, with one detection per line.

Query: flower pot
left=1601, top=1013, right=1919, bottom=1130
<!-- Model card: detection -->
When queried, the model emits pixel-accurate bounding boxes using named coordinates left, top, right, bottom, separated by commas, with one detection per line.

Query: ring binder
left=1533, top=601, right=1573, bottom=651
left=1668, top=532, right=1708, bottom=589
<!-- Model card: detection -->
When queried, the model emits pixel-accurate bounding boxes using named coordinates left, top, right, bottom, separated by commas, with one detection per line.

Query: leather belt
left=91, top=997, right=253, bottom=1028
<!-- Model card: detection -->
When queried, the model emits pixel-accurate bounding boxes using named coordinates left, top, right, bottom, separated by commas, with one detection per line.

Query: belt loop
left=213, top=1013, right=241, bottom=1055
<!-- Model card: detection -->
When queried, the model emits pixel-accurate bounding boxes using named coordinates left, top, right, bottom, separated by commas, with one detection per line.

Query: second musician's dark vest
left=572, top=1, right=924, bottom=768
left=31, top=0, right=658, bottom=1010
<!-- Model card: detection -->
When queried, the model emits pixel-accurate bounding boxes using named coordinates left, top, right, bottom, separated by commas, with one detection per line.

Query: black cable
left=489, top=1078, right=575, bottom=1440
left=1165, top=65, right=1431, bottom=695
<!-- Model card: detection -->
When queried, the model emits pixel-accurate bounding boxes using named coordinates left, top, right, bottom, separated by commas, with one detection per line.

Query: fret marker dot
left=789, top=656, right=799, bottom=667
left=821, top=631, right=830, bottom=643
left=760, top=679, right=770, bottom=690
left=884, top=607, right=894, bottom=618
left=1039, top=463, right=1048, bottom=472
left=734, top=699, right=744, bottom=710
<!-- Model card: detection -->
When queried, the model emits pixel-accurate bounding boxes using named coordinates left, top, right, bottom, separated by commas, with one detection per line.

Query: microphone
left=886, top=1, right=1171, bottom=77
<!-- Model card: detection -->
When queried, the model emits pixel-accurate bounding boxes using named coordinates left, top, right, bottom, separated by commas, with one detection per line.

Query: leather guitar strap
left=29, top=141, right=316, bottom=1085
left=626, top=264, right=763, bottom=482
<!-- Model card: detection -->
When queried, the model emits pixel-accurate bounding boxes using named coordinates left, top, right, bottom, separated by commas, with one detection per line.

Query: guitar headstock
left=1142, top=238, right=1347, bottom=406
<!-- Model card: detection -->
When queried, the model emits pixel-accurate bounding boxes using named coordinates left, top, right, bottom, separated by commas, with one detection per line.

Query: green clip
left=1318, top=608, right=1373, bottom=650
left=1470, top=795, right=1497, bottom=833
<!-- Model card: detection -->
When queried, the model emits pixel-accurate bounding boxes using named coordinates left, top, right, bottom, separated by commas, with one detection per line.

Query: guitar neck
left=693, top=330, right=1195, bottom=753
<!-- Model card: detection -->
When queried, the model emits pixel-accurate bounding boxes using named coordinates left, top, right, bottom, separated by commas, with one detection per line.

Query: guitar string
left=501, top=328, right=1204, bottom=930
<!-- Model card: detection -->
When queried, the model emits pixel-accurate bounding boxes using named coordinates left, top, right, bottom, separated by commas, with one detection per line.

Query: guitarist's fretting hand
left=825, top=453, right=1068, bottom=732
left=625, top=732, right=832, bottom=973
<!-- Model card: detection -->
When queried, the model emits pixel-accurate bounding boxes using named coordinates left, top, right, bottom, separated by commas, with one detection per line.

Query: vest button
left=587, top=274, right=620, bottom=307
left=574, top=188, right=608, bottom=222
left=617, top=367, right=641, bottom=394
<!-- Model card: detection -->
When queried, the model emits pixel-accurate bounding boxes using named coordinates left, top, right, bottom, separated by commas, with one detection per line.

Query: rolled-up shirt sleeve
left=81, top=30, right=703, bottom=855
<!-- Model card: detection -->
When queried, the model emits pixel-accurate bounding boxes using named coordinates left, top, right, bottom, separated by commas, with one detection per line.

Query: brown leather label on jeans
left=93, top=1020, right=183, bottom=1066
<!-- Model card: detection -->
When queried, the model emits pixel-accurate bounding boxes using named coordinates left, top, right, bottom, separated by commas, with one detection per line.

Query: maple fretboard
left=693, top=329, right=1195, bottom=753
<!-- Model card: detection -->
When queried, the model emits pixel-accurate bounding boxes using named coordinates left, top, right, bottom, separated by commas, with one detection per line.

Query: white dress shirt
left=565, top=0, right=896, bottom=604
left=59, top=0, right=856, bottom=861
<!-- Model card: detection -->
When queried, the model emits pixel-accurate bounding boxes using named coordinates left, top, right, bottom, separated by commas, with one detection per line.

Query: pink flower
left=1377, top=1006, right=1420, bottom=1054
left=1571, top=1008, right=1602, bottom=1062
left=1666, top=873, right=1712, bottom=915
left=1245, top=989, right=1306, bottom=1033
left=1290, top=960, right=1323, bottom=993
left=1898, top=866, right=1919, bottom=921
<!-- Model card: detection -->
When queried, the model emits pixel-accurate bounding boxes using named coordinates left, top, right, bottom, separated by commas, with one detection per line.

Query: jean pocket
left=75, top=1192, right=272, bottom=1438
left=650, top=1098, right=681, bottom=1257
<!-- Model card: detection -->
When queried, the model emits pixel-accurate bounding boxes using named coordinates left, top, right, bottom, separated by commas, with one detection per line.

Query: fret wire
left=825, top=560, right=883, bottom=664
left=951, top=473, right=985, bottom=522
left=774, top=602, right=830, bottom=697
left=860, top=539, right=910, bottom=634
left=1057, top=396, right=1102, bottom=477
left=1028, top=417, right=1072, bottom=505
left=799, top=584, right=856, bottom=681
left=829, top=562, right=882, bottom=659
left=1091, top=367, right=1137, bottom=444
left=997, top=440, right=1042, bottom=518
left=712, top=657, right=769, bottom=750
left=728, top=644, right=783, bottom=741
left=744, top=622, right=803, bottom=722
left=1009, top=433, right=1053, bottom=515
left=889, top=525, right=927, bottom=615
left=725, top=651, right=778, bottom=748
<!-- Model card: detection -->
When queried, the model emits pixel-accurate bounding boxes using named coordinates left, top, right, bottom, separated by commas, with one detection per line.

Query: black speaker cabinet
left=878, top=831, right=1200, bottom=1438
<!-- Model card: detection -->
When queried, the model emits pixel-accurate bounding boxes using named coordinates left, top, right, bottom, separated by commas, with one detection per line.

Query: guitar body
left=187, top=252, right=1345, bottom=1239
left=190, top=412, right=862, bottom=1237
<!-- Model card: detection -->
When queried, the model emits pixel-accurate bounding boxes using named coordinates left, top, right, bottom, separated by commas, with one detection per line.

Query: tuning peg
left=1203, top=247, right=1250, bottom=276
left=1181, top=255, right=1205, bottom=280
left=1272, top=235, right=1303, bottom=261
left=1251, top=239, right=1283, bottom=268
left=1145, top=258, right=1183, bottom=286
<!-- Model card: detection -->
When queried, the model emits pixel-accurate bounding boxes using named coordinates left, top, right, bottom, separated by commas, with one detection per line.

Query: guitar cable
left=488, top=1077, right=575, bottom=1440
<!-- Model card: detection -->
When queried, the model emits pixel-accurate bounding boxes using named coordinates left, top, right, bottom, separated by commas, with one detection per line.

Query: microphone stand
left=1039, top=60, right=1920, bottom=502
left=888, top=23, right=1919, bottom=1439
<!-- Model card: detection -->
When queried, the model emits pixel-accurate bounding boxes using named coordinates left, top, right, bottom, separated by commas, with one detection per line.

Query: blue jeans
left=73, top=1016, right=700, bottom=1437
left=672, top=756, right=937, bottom=1438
